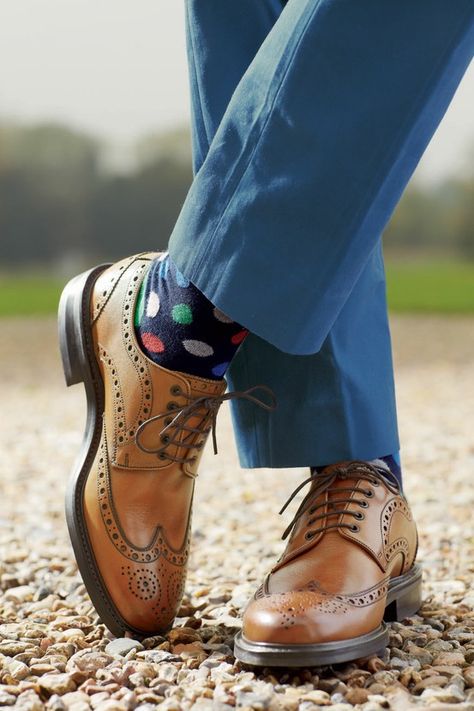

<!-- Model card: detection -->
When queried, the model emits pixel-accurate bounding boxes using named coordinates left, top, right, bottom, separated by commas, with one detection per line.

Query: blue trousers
left=169, top=0, right=474, bottom=468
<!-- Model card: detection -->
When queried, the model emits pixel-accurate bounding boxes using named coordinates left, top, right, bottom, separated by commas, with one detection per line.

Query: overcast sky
left=0, top=0, right=472, bottom=183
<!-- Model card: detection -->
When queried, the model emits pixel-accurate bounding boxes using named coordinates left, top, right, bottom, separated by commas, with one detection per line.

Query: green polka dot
left=172, top=303, right=193, bottom=325
left=134, top=275, right=148, bottom=328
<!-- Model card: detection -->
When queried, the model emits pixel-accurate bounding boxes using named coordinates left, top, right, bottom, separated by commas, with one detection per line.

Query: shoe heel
left=58, top=265, right=109, bottom=386
left=384, top=568, right=423, bottom=622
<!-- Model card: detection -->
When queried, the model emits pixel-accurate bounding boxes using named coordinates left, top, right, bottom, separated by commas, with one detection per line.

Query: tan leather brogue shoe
left=235, top=461, right=421, bottom=666
left=58, top=252, right=274, bottom=637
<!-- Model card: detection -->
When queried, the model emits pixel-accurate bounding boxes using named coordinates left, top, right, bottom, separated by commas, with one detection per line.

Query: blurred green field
left=385, top=261, right=474, bottom=313
left=0, top=276, right=64, bottom=317
left=0, top=261, right=473, bottom=316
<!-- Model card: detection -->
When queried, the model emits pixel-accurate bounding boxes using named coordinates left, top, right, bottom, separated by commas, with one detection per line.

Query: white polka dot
left=146, top=291, right=160, bottom=317
left=213, top=307, right=234, bottom=323
left=182, top=340, right=214, bottom=357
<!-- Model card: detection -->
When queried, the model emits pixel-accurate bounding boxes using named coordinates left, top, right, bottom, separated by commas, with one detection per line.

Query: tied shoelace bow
left=135, top=384, right=276, bottom=465
left=279, top=461, right=401, bottom=541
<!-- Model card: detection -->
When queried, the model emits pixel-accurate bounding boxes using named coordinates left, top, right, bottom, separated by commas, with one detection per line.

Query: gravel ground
left=0, top=315, right=473, bottom=711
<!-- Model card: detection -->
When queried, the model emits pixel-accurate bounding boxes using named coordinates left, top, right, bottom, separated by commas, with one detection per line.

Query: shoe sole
left=58, top=263, right=153, bottom=638
left=234, top=563, right=422, bottom=667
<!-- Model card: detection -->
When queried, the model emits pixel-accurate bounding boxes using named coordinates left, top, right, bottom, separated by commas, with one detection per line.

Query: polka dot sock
left=134, top=253, right=249, bottom=380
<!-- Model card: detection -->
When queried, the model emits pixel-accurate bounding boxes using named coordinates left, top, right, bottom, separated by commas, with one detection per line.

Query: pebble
left=344, top=687, right=370, bottom=704
left=300, top=689, right=331, bottom=704
left=156, top=664, right=179, bottom=682
left=4, top=585, right=35, bottom=603
left=105, top=639, right=143, bottom=657
left=433, top=651, right=466, bottom=667
left=419, top=683, right=466, bottom=704
left=0, top=691, right=16, bottom=706
left=463, top=667, right=474, bottom=688
left=4, top=660, right=30, bottom=681
left=66, top=649, right=114, bottom=675
left=38, top=673, right=77, bottom=696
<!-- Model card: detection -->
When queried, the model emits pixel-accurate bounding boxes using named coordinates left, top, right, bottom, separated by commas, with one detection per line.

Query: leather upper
left=84, top=253, right=226, bottom=633
left=242, top=462, right=418, bottom=645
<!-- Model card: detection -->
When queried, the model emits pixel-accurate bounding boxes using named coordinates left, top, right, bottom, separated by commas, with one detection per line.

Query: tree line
left=0, top=121, right=473, bottom=269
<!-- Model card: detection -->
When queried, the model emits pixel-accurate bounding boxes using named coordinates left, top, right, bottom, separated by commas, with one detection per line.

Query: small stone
left=0, top=640, right=30, bottom=655
left=389, top=656, right=418, bottom=671
left=344, top=687, right=370, bottom=704
left=47, top=694, right=68, bottom=711
left=15, top=690, right=44, bottom=711
left=60, top=691, right=91, bottom=708
left=29, top=663, right=57, bottom=675
left=66, top=649, right=114, bottom=675
left=425, top=639, right=453, bottom=653
left=300, top=690, right=331, bottom=705
left=173, top=642, right=204, bottom=656
left=207, top=592, right=232, bottom=605
left=60, top=628, right=86, bottom=641
left=0, top=691, right=16, bottom=706
left=413, top=676, right=449, bottom=692
left=419, top=684, right=466, bottom=703
left=464, top=666, right=474, bottom=688
left=93, top=701, right=128, bottom=711
left=168, top=628, right=200, bottom=644
left=38, top=673, right=76, bottom=696
left=5, top=660, right=30, bottom=681
left=371, top=670, right=399, bottom=685
left=156, top=664, right=179, bottom=682
left=433, top=651, right=466, bottom=667
left=388, top=631, right=403, bottom=648
left=137, top=690, right=166, bottom=703
left=90, top=692, right=111, bottom=708
left=431, top=664, right=465, bottom=677
left=140, top=650, right=175, bottom=663
left=4, top=585, right=35, bottom=602
left=105, top=638, right=143, bottom=657
left=399, top=667, right=422, bottom=687
left=448, top=628, right=474, bottom=643
left=404, top=642, right=433, bottom=666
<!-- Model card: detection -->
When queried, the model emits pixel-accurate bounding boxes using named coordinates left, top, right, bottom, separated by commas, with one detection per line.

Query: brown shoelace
left=135, top=384, right=277, bottom=464
left=280, top=461, right=401, bottom=541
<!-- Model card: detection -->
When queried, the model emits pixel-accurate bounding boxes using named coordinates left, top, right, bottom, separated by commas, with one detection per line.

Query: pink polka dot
left=231, top=329, right=248, bottom=345
left=142, top=332, right=165, bottom=353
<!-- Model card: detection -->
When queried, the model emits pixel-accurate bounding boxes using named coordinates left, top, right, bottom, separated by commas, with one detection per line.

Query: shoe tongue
left=274, top=465, right=365, bottom=570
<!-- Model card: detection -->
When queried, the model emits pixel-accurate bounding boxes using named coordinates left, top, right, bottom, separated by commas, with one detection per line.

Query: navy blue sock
left=312, top=453, right=403, bottom=490
left=135, top=253, right=248, bottom=380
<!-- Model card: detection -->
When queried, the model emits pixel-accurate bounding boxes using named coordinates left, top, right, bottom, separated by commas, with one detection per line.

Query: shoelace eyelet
left=365, top=489, right=374, bottom=498
left=157, top=452, right=167, bottom=460
left=359, top=500, right=369, bottom=508
left=170, top=385, right=182, bottom=396
left=164, top=416, right=173, bottom=426
left=167, top=401, right=179, bottom=411
left=350, top=524, right=360, bottom=532
left=354, top=511, right=365, bottom=520
left=160, top=434, right=170, bottom=444
left=305, top=531, right=316, bottom=540
left=371, top=479, right=380, bottom=486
